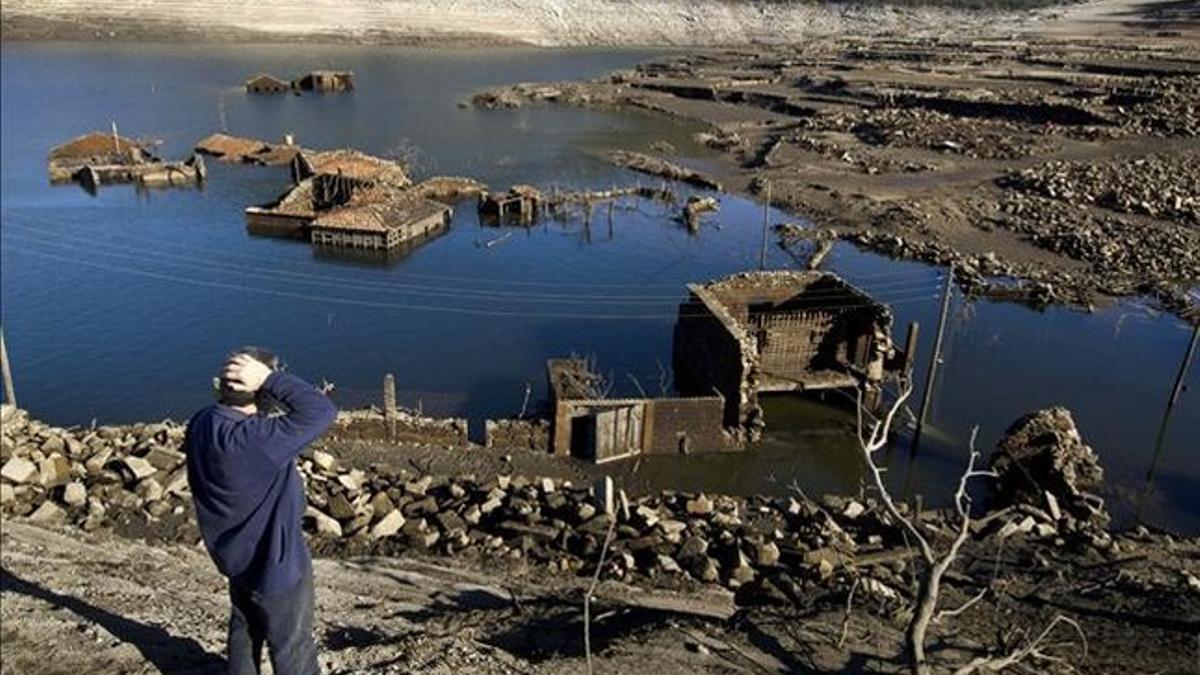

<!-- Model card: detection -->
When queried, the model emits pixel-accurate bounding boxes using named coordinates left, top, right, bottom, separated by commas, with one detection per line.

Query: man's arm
left=229, top=372, right=338, bottom=467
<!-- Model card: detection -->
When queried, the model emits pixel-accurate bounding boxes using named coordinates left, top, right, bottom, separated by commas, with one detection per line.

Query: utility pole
left=1168, top=322, right=1199, bottom=409
left=759, top=180, right=771, bottom=270
left=916, top=265, right=954, bottom=433
left=383, top=373, right=397, bottom=441
left=0, top=327, right=15, bottom=407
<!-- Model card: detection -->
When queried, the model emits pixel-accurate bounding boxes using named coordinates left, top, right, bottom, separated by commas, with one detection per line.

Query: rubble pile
left=1001, top=155, right=1200, bottom=226
left=843, top=108, right=1060, bottom=160
left=0, top=405, right=190, bottom=530
left=328, top=408, right=470, bottom=447
left=2, top=402, right=1127, bottom=606
left=483, top=418, right=550, bottom=452
left=994, top=192, right=1200, bottom=297
left=991, top=407, right=1111, bottom=530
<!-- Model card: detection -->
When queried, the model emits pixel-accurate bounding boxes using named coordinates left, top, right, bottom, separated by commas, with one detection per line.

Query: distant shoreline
left=0, top=0, right=1052, bottom=48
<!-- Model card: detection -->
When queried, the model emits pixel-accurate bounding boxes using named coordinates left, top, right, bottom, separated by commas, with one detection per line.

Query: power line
left=1, top=210, right=942, bottom=289
left=8, top=244, right=942, bottom=320
left=2, top=226, right=947, bottom=305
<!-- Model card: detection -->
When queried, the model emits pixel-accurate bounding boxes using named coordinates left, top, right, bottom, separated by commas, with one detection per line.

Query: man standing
left=185, top=348, right=337, bottom=675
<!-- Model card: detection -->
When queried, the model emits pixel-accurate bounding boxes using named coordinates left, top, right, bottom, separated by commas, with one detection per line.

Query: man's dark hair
left=217, top=346, right=280, bottom=407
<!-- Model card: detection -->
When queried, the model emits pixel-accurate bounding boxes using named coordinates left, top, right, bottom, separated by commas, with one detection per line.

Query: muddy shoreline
left=471, top=35, right=1200, bottom=316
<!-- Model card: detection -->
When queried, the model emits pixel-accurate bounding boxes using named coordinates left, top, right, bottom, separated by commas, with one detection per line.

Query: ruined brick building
left=673, top=271, right=912, bottom=439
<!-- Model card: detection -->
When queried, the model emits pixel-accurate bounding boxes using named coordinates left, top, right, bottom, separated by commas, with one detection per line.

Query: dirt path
left=0, top=520, right=760, bottom=675
left=1032, top=0, right=1200, bottom=37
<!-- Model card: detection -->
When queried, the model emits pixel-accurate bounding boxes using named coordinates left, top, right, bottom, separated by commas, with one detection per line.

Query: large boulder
left=990, top=407, right=1109, bottom=527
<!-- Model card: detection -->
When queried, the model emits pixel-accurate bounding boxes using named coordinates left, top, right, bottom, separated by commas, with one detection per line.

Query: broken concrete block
left=0, top=483, right=13, bottom=504
left=327, top=493, right=356, bottom=521
left=1, top=457, right=38, bottom=484
left=370, top=509, right=405, bottom=539
left=38, top=455, right=71, bottom=487
left=62, top=481, right=87, bottom=507
left=463, top=504, right=482, bottom=525
left=679, top=535, right=709, bottom=560
left=686, top=494, right=714, bottom=515
left=405, top=476, right=433, bottom=496
left=135, top=477, right=164, bottom=502
left=593, top=476, right=614, bottom=515
left=311, top=450, right=336, bottom=472
left=480, top=497, right=503, bottom=515
left=338, top=470, right=365, bottom=494
left=656, top=554, right=682, bottom=574
left=727, top=564, right=756, bottom=588
left=539, top=477, right=556, bottom=494
left=1044, top=491, right=1062, bottom=521
left=842, top=500, right=866, bottom=520
left=635, top=505, right=661, bottom=528
left=750, top=541, right=781, bottom=567
left=575, top=503, right=597, bottom=523
left=659, top=519, right=687, bottom=538
left=368, top=492, right=395, bottom=522
left=27, top=500, right=66, bottom=523
left=122, top=456, right=158, bottom=481
left=144, top=446, right=185, bottom=471
left=306, top=506, right=343, bottom=537
left=84, top=447, right=113, bottom=475
left=435, top=510, right=467, bottom=536
left=162, top=468, right=190, bottom=497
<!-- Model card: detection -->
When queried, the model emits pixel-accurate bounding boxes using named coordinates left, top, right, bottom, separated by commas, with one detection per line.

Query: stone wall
left=645, top=397, right=732, bottom=454
left=327, top=408, right=469, bottom=447
left=484, top=418, right=550, bottom=452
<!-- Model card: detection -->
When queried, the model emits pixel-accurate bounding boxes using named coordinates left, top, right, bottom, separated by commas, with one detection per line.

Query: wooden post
left=902, top=322, right=920, bottom=376
left=917, top=266, right=954, bottom=433
left=0, top=327, right=15, bottom=407
left=759, top=180, right=771, bottom=270
left=382, top=373, right=397, bottom=441
left=1168, top=323, right=1199, bottom=409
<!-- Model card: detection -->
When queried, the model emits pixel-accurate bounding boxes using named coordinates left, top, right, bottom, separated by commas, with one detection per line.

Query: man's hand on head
left=223, top=354, right=273, bottom=393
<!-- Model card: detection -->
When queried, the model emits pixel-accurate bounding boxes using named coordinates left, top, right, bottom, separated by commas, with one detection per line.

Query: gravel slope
left=0, top=0, right=1039, bottom=46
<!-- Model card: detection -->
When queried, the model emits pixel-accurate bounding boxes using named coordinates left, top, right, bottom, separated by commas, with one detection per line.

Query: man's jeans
left=227, top=571, right=319, bottom=675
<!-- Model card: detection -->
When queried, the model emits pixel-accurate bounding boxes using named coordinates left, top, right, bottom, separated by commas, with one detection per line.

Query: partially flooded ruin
left=47, top=130, right=205, bottom=190
left=242, top=147, right=457, bottom=252
left=675, top=271, right=914, bottom=438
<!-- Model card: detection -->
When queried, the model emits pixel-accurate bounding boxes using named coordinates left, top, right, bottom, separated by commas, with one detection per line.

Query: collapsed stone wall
left=328, top=408, right=469, bottom=447
left=484, top=418, right=550, bottom=452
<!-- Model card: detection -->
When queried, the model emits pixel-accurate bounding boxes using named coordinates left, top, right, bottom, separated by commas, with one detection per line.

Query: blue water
left=2, top=42, right=1197, bottom=533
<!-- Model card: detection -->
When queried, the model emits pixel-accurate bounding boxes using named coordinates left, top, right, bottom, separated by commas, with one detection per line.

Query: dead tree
left=856, top=380, right=1085, bottom=674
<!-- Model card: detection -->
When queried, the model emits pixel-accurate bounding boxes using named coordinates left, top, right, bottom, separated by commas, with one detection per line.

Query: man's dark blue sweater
left=185, top=372, right=337, bottom=596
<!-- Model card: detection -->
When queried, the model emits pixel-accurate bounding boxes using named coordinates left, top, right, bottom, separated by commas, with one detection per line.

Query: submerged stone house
left=244, top=73, right=290, bottom=93
left=478, top=185, right=542, bottom=224
left=48, top=130, right=204, bottom=190
left=309, top=188, right=453, bottom=251
left=673, top=271, right=915, bottom=439
left=291, top=70, right=355, bottom=93
left=245, top=148, right=451, bottom=252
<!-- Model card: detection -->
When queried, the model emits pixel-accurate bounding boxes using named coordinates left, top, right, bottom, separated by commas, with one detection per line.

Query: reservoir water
left=2, top=42, right=1196, bottom=532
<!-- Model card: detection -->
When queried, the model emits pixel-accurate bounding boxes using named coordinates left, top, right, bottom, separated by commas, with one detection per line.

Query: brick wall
left=645, top=397, right=732, bottom=454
